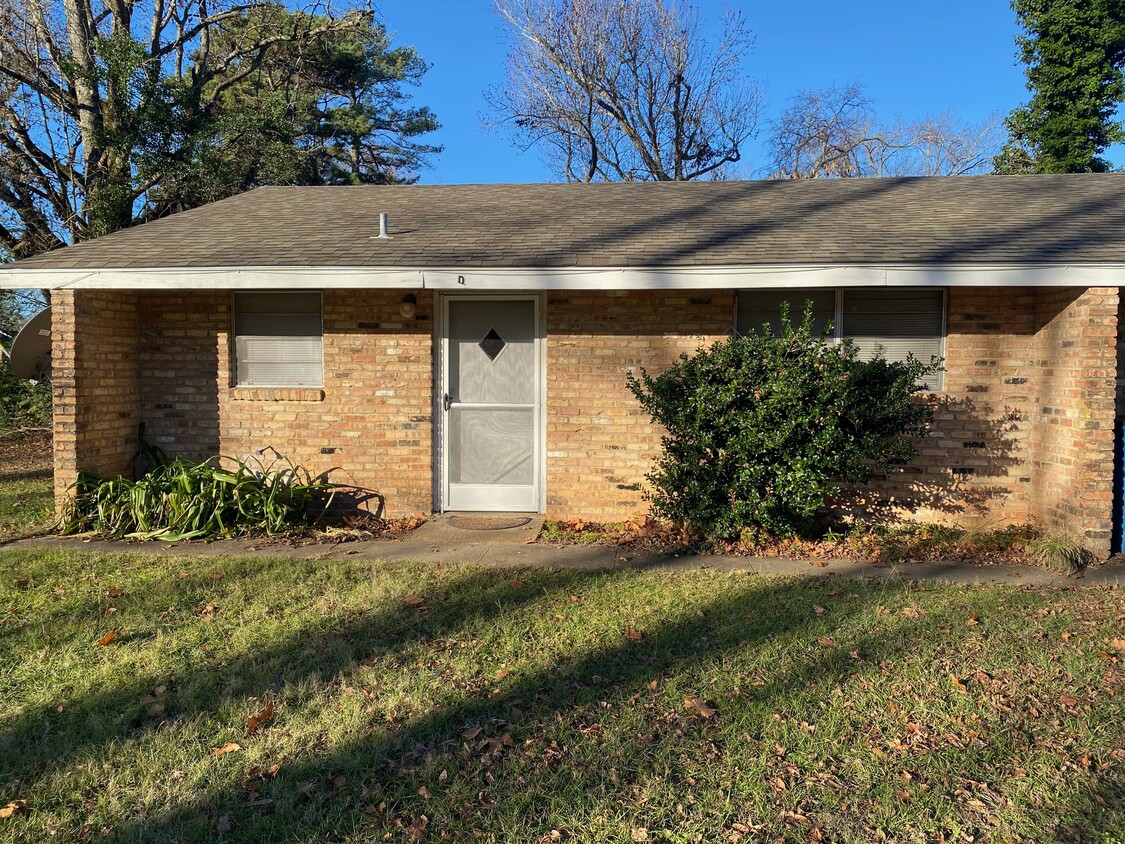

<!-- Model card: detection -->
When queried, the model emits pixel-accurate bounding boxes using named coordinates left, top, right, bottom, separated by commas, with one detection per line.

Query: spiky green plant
left=1026, top=532, right=1091, bottom=574
left=60, top=454, right=335, bottom=541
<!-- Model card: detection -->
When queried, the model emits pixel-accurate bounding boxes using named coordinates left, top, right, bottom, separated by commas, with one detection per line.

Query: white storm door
left=443, top=298, right=541, bottom=512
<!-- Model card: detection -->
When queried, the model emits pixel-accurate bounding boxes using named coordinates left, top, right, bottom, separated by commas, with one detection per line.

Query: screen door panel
left=445, top=299, right=539, bottom=511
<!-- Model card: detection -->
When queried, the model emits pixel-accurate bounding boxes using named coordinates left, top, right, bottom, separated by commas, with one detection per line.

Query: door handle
left=443, top=392, right=454, bottom=412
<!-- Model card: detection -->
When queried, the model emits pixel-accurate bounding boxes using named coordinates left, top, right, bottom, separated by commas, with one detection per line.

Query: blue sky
left=381, top=1, right=1030, bottom=184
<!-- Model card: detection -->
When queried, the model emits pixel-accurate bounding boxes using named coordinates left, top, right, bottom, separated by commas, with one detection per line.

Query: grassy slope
left=1, top=550, right=1123, bottom=843
left=0, top=431, right=53, bottom=543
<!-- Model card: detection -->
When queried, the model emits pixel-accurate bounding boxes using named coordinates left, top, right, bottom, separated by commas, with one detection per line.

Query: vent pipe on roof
left=373, top=212, right=391, bottom=239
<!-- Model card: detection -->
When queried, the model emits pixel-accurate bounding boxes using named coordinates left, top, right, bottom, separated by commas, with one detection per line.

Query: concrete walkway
left=6, top=513, right=1124, bottom=586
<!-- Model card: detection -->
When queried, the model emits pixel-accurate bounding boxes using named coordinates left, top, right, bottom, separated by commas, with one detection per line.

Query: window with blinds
left=233, top=291, right=324, bottom=387
left=736, top=289, right=945, bottom=391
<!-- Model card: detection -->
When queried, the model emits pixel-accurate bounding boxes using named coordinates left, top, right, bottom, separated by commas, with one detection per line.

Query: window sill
left=231, top=387, right=325, bottom=402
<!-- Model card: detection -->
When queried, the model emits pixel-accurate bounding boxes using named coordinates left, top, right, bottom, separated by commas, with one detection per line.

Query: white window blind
left=233, top=291, right=324, bottom=387
left=735, top=288, right=945, bottom=391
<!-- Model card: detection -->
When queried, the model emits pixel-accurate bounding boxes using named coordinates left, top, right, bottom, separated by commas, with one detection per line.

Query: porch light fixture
left=399, top=294, right=417, bottom=319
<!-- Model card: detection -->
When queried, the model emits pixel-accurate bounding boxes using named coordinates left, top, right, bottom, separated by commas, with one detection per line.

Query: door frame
left=433, top=292, right=546, bottom=513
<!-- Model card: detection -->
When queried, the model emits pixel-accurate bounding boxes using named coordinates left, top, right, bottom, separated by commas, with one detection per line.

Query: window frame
left=733, top=287, right=947, bottom=392
left=231, top=290, right=325, bottom=389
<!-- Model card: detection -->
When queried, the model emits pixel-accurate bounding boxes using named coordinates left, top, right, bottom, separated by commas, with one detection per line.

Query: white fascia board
left=0, top=267, right=424, bottom=290
left=1, top=263, right=1124, bottom=291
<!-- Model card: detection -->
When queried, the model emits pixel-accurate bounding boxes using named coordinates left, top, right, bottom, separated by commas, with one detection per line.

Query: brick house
left=2, top=175, right=1123, bottom=551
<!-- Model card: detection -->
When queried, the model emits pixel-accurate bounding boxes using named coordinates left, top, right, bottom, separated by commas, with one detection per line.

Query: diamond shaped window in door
left=479, top=328, right=506, bottom=362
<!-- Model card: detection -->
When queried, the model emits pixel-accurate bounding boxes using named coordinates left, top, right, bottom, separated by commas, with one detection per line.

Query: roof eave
left=1, top=263, right=1123, bottom=291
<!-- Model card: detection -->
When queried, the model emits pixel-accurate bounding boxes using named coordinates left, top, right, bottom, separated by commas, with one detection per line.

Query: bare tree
left=767, top=83, right=1001, bottom=179
left=0, top=0, right=438, bottom=258
left=489, top=0, right=763, bottom=182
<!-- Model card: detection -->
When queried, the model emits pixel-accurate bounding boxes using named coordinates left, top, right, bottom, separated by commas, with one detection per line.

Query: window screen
left=233, top=291, right=323, bottom=387
left=736, top=290, right=836, bottom=338
left=735, top=288, right=945, bottom=390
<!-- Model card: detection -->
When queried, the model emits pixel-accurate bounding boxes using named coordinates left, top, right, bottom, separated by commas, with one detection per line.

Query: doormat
left=449, top=516, right=533, bottom=531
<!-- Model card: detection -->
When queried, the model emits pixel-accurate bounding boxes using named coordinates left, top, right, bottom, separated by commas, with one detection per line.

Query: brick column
left=1030, top=287, right=1119, bottom=553
left=52, top=289, right=141, bottom=506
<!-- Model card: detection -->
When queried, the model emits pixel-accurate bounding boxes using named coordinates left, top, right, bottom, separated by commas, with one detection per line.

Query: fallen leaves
left=625, top=626, right=643, bottom=641
left=0, top=801, right=27, bottom=818
left=902, top=607, right=925, bottom=619
left=212, top=743, right=241, bottom=758
left=816, top=636, right=835, bottom=648
left=402, top=594, right=428, bottom=611
left=1111, top=637, right=1125, bottom=652
left=966, top=612, right=980, bottom=627
left=94, top=630, right=118, bottom=647
left=1059, top=695, right=1079, bottom=708
left=247, top=700, right=275, bottom=735
left=683, top=696, right=717, bottom=720
left=950, top=675, right=969, bottom=693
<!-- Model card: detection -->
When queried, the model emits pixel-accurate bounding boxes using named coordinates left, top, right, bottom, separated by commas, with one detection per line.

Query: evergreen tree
left=996, top=0, right=1125, bottom=173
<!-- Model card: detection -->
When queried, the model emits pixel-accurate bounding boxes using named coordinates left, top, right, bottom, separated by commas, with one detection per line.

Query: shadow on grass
left=1, top=559, right=1121, bottom=842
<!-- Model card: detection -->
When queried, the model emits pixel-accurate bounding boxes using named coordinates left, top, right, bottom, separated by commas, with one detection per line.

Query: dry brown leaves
left=0, top=801, right=27, bottom=818
left=683, top=696, right=717, bottom=719
left=212, top=743, right=241, bottom=758
left=247, top=700, right=275, bottom=735
left=94, top=630, right=118, bottom=647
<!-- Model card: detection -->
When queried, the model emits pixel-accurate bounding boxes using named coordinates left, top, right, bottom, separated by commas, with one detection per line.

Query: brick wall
left=52, top=289, right=141, bottom=502
left=545, top=290, right=734, bottom=519
left=839, top=287, right=1041, bottom=526
left=54, top=285, right=1120, bottom=550
left=1029, top=287, right=1118, bottom=550
left=139, top=289, right=434, bottom=517
left=55, top=289, right=433, bottom=518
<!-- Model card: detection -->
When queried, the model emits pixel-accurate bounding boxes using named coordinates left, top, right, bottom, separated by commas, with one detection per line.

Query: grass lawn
left=0, top=550, right=1123, bottom=843
left=0, top=431, right=54, bottom=543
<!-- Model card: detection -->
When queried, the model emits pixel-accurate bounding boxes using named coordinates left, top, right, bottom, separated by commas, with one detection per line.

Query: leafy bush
left=60, top=454, right=335, bottom=541
left=627, top=306, right=941, bottom=539
left=0, top=364, right=51, bottom=429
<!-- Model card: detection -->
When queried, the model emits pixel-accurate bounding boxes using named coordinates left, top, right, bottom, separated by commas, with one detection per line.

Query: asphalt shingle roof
left=11, top=174, right=1125, bottom=271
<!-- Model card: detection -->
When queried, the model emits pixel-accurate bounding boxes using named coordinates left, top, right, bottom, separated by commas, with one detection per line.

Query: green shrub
left=627, top=305, right=941, bottom=539
left=1026, top=532, right=1091, bottom=574
left=0, top=364, right=51, bottom=429
left=60, top=454, right=335, bottom=541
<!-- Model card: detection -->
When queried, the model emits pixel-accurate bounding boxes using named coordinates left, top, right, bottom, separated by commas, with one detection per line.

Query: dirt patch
left=0, top=429, right=52, bottom=482
left=537, top=517, right=1045, bottom=568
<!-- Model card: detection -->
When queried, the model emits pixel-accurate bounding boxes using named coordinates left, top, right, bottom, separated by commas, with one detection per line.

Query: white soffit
left=1, top=264, right=1123, bottom=290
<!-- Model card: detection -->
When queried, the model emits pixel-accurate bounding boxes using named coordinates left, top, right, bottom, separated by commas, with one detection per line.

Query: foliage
left=1, top=553, right=1123, bottom=841
left=0, top=366, right=50, bottom=430
left=60, top=454, right=336, bottom=541
left=0, top=1, right=440, bottom=257
left=628, top=306, right=941, bottom=538
left=995, top=0, right=1125, bottom=173
left=1026, top=532, right=1093, bottom=573
left=490, top=0, right=762, bottom=181
left=0, top=290, right=51, bottom=431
